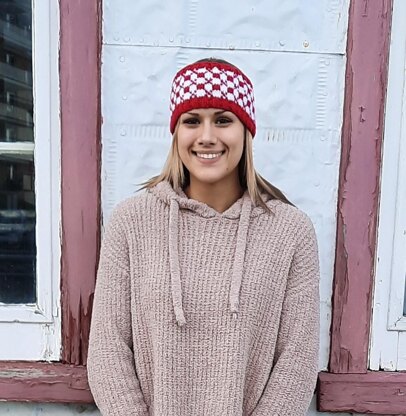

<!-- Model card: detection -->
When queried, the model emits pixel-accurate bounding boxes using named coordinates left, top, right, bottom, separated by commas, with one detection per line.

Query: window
left=370, top=0, right=406, bottom=371
left=0, top=0, right=61, bottom=360
left=0, top=0, right=100, bottom=402
left=0, top=1, right=35, bottom=304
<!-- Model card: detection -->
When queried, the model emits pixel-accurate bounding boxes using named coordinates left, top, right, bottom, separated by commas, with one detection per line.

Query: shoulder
left=105, top=186, right=168, bottom=234
left=111, top=187, right=157, bottom=215
left=265, top=199, right=317, bottom=243
left=104, top=189, right=152, bottom=231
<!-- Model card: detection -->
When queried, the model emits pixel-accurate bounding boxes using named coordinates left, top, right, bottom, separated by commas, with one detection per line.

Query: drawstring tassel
left=174, top=307, right=187, bottom=327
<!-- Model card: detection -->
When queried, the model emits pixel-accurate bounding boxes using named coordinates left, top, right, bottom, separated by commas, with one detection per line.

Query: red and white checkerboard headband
left=169, top=62, right=256, bottom=137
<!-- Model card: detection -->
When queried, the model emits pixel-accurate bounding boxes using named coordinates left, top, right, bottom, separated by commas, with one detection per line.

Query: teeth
left=196, top=152, right=223, bottom=159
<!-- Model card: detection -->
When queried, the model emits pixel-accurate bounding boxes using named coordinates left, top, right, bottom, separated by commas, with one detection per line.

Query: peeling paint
left=362, top=0, right=370, bottom=17
left=319, top=371, right=406, bottom=413
left=59, top=0, right=102, bottom=367
left=329, top=0, right=393, bottom=378
left=0, top=363, right=93, bottom=402
left=359, top=105, right=366, bottom=122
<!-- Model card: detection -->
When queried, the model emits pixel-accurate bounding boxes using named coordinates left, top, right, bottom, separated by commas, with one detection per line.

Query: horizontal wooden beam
left=0, top=362, right=93, bottom=403
left=318, top=371, right=406, bottom=414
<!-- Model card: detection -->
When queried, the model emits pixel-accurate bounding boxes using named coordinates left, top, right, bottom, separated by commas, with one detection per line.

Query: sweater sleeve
left=87, top=203, right=149, bottom=416
left=251, top=213, right=320, bottom=416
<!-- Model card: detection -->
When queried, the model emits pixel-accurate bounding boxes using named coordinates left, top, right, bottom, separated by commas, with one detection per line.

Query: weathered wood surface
left=59, top=0, right=102, bottom=366
left=319, top=371, right=406, bottom=414
left=329, top=0, right=393, bottom=374
left=0, top=362, right=92, bottom=403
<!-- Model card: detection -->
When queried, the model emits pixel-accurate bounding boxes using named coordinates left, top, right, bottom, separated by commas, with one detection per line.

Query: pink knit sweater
left=87, top=180, right=320, bottom=416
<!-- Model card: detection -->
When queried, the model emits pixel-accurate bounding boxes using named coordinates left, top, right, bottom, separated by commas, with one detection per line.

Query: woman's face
left=176, top=108, right=245, bottom=188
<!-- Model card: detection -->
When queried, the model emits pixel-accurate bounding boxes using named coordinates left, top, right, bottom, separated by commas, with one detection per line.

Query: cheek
left=230, top=137, right=245, bottom=162
left=232, top=148, right=244, bottom=169
left=177, top=146, right=190, bottom=168
left=176, top=132, right=193, bottom=158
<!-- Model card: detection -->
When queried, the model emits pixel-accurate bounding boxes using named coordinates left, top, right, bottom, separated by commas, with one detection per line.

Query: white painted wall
left=0, top=0, right=359, bottom=414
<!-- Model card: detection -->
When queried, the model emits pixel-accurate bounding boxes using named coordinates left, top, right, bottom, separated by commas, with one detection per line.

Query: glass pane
left=0, top=0, right=33, bottom=143
left=0, top=153, right=36, bottom=303
left=0, top=1, right=35, bottom=304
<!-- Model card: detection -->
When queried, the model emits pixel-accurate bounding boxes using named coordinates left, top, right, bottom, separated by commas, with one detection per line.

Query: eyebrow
left=185, top=110, right=227, bottom=116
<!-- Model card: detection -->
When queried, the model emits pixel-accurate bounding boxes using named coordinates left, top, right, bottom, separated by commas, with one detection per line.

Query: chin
left=190, top=171, right=233, bottom=186
left=194, top=177, right=224, bottom=185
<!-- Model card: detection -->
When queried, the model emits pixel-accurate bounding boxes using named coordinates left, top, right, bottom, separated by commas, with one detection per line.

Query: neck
left=184, top=175, right=244, bottom=213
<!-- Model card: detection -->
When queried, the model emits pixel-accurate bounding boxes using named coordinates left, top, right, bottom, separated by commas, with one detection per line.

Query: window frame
left=317, top=0, right=406, bottom=414
left=0, top=0, right=60, bottom=333
left=0, top=0, right=101, bottom=401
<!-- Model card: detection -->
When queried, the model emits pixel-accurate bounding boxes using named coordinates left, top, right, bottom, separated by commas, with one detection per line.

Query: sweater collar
left=149, top=180, right=267, bottom=219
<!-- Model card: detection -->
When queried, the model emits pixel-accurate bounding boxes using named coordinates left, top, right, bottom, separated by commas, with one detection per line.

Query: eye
left=216, top=117, right=232, bottom=125
left=182, top=117, right=199, bottom=125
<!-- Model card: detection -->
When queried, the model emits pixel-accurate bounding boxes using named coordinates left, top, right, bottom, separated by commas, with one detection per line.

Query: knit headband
left=169, top=61, right=256, bottom=137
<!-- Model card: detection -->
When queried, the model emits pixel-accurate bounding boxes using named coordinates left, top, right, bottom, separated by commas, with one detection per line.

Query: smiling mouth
left=192, top=151, right=225, bottom=160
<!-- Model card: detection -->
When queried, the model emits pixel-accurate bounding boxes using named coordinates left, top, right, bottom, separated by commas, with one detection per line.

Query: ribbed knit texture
left=87, top=180, right=320, bottom=416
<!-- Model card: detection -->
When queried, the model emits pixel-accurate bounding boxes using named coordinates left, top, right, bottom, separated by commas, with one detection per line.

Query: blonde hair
left=139, top=57, right=294, bottom=211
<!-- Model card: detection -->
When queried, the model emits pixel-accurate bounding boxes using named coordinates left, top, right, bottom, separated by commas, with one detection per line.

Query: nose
left=198, top=120, right=217, bottom=145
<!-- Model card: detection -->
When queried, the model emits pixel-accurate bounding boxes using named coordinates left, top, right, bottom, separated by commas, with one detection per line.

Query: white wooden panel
left=398, top=332, right=406, bottom=369
left=0, top=322, right=58, bottom=360
left=102, top=48, right=343, bottom=131
left=103, top=0, right=349, bottom=54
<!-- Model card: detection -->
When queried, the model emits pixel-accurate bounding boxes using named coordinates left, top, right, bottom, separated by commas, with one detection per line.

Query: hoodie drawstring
left=229, top=196, right=252, bottom=317
left=168, top=195, right=252, bottom=327
left=169, top=199, right=187, bottom=327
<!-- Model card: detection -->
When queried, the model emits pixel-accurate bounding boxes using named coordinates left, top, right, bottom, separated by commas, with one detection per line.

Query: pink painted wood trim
left=318, top=371, right=406, bottom=414
left=0, top=362, right=92, bottom=403
left=59, top=0, right=102, bottom=365
left=329, top=0, right=393, bottom=374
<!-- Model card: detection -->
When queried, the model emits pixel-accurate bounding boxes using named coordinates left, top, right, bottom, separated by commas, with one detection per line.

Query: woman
left=87, top=58, right=320, bottom=416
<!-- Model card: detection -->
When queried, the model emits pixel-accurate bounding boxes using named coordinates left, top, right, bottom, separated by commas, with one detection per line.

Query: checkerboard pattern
left=169, top=62, right=256, bottom=137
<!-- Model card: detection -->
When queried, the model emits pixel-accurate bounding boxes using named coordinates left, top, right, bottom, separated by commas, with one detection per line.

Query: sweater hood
left=147, top=180, right=273, bottom=327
